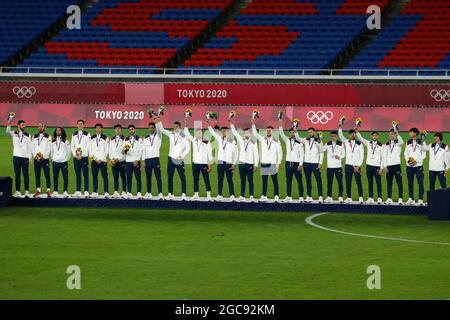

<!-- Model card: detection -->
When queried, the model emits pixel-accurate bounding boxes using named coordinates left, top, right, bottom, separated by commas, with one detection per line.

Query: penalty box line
left=305, top=212, right=450, bottom=247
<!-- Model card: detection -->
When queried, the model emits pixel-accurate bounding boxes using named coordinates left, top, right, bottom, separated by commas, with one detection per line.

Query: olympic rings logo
left=430, top=89, right=450, bottom=102
left=12, top=86, right=37, bottom=99
left=306, top=111, right=334, bottom=124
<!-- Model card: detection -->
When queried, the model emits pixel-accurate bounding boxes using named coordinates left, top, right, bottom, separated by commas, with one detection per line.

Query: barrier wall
left=1, top=81, right=449, bottom=131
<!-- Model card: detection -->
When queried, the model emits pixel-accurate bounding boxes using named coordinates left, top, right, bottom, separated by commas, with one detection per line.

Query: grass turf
left=1, top=127, right=448, bottom=201
left=0, top=207, right=449, bottom=299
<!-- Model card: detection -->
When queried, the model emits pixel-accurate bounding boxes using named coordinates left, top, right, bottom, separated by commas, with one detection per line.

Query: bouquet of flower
left=122, top=143, right=131, bottom=155
left=293, top=118, right=300, bottom=130
left=252, top=109, right=260, bottom=119
left=228, top=110, right=236, bottom=121
left=277, top=110, right=283, bottom=121
left=158, top=105, right=166, bottom=116
left=407, top=156, right=417, bottom=166
left=7, top=112, right=16, bottom=123
left=392, top=120, right=399, bottom=131
left=75, top=147, right=83, bottom=157
left=420, top=130, right=427, bottom=140
left=108, top=159, right=116, bottom=167
left=205, top=111, right=218, bottom=121
left=147, top=107, right=158, bottom=118
left=355, top=117, right=363, bottom=128
left=317, top=131, right=323, bottom=141
left=185, top=108, right=192, bottom=119
left=339, top=116, right=346, bottom=126
left=35, top=152, right=43, bottom=161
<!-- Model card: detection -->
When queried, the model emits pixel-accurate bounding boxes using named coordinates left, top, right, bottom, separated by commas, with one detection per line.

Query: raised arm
left=230, top=124, right=243, bottom=144
left=278, top=126, right=288, bottom=143
left=397, top=132, right=404, bottom=147
left=251, top=124, right=263, bottom=142
left=356, top=131, right=369, bottom=146
left=294, top=132, right=306, bottom=144
left=276, top=141, right=283, bottom=165
left=156, top=121, right=171, bottom=137
left=6, top=125, right=14, bottom=137
left=207, top=125, right=221, bottom=141
left=338, top=128, right=348, bottom=143
left=183, top=127, right=193, bottom=142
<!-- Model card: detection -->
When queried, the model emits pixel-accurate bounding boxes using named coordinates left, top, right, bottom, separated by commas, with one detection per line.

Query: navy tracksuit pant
left=34, top=158, right=51, bottom=191
left=406, top=166, right=424, bottom=200
left=217, top=162, right=234, bottom=196
left=193, top=163, right=211, bottom=193
left=91, top=160, right=108, bottom=194
left=13, top=156, right=29, bottom=192
left=53, top=161, right=68, bottom=192
left=167, top=157, right=186, bottom=194
left=366, top=164, right=382, bottom=199
left=74, top=157, right=89, bottom=192
left=261, top=163, right=279, bottom=197
left=145, top=158, right=163, bottom=194
left=285, top=161, right=303, bottom=197
left=345, top=164, right=363, bottom=198
left=327, top=167, right=343, bottom=198
left=239, top=163, right=254, bottom=197
left=386, top=164, right=403, bottom=199
left=112, top=161, right=126, bottom=192
left=126, top=161, right=142, bottom=193
left=429, top=170, right=447, bottom=191
left=303, top=162, right=322, bottom=197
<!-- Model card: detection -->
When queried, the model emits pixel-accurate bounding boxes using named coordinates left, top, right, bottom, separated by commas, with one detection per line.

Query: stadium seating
left=180, top=0, right=390, bottom=74
left=17, top=0, right=233, bottom=72
left=0, top=0, right=80, bottom=65
left=348, top=0, right=450, bottom=72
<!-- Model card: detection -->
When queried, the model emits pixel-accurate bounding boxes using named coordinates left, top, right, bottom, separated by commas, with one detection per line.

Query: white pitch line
left=305, top=212, right=450, bottom=246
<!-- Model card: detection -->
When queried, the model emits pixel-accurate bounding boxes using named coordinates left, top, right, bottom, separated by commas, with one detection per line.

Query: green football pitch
left=1, top=127, right=448, bottom=200
left=0, top=207, right=449, bottom=299
left=1, top=128, right=449, bottom=299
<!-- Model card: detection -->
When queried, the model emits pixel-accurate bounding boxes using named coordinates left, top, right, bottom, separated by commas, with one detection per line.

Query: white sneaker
left=192, top=194, right=200, bottom=201
left=24, top=191, right=30, bottom=198
left=366, top=198, right=374, bottom=204
left=318, top=196, right=324, bottom=203
left=418, top=199, right=424, bottom=206
left=91, top=192, right=99, bottom=198
left=158, top=193, right=164, bottom=200
left=299, top=197, right=304, bottom=202
left=13, top=191, right=21, bottom=197
left=398, top=198, right=403, bottom=205
left=181, top=193, right=187, bottom=201
left=338, top=196, right=344, bottom=203
left=73, top=191, right=81, bottom=197
left=63, top=191, right=69, bottom=198
left=406, top=198, right=415, bottom=205
left=377, top=197, right=383, bottom=204
left=325, top=197, right=333, bottom=203
left=344, top=198, right=352, bottom=203
left=121, top=191, right=127, bottom=198
left=166, top=193, right=174, bottom=200
left=112, top=191, right=120, bottom=198
left=305, top=196, right=313, bottom=203
left=229, top=195, right=235, bottom=202
left=127, top=192, right=133, bottom=199
left=137, top=192, right=143, bottom=199
left=52, top=191, right=59, bottom=198
left=84, top=191, right=90, bottom=198
left=144, top=193, right=152, bottom=199
left=237, top=196, right=245, bottom=202
left=259, top=195, right=268, bottom=202
left=385, top=198, right=393, bottom=204
left=274, top=195, right=280, bottom=202
left=249, top=195, right=255, bottom=202
left=284, top=196, right=293, bottom=203
left=358, top=197, right=364, bottom=204
left=104, top=192, right=110, bottom=198
left=206, top=194, right=212, bottom=201
left=216, top=195, right=223, bottom=201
